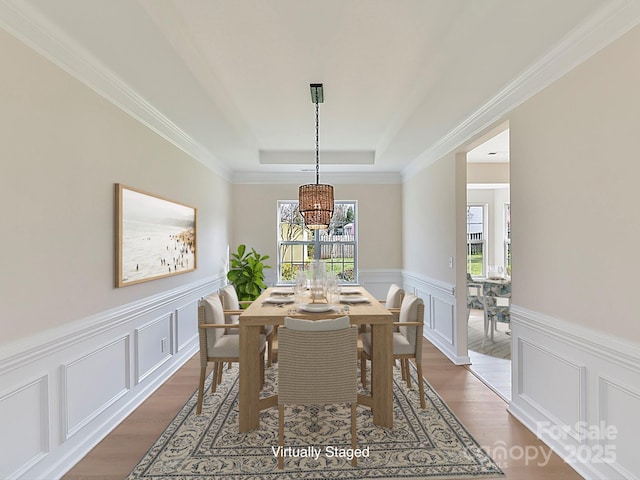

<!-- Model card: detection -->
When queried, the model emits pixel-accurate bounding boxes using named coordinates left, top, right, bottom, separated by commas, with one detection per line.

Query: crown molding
left=0, top=0, right=231, bottom=181
left=402, top=0, right=640, bottom=180
left=231, top=170, right=402, bottom=185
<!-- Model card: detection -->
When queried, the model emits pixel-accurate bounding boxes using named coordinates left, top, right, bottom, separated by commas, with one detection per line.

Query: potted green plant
left=227, top=244, right=271, bottom=302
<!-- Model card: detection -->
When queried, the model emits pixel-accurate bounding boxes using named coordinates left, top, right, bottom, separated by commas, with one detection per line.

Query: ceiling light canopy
left=298, top=83, right=334, bottom=230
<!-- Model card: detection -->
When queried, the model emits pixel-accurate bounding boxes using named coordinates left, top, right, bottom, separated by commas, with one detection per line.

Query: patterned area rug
left=127, top=362, right=504, bottom=479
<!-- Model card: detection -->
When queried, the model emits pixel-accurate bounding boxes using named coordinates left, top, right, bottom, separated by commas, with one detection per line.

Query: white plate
left=340, top=287, right=361, bottom=295
left=264, top=296, right=294, bottom=304
left=340, top=295, right=369, bottom=304
left=271, top=288, right=294, bottom=295
left=300, top=303, right=334, bottom=313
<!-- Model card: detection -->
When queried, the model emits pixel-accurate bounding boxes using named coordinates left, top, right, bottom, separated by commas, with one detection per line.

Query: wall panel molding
left=359, top=269, right=403, bottom=299
left=401, top=270, right=468, bottom=365
left=176, top=301, right=198, bottom=352
left=0, top=275, right=220, bottom=375
left=509, top=305, right=640, bottom=480
left=0, top=375, right=49, bottom=480
left=61, top=336, right=130, bottom=440
left=135, top=313, right=173, bottom=384
left=0, top=274, right=225, bottom=479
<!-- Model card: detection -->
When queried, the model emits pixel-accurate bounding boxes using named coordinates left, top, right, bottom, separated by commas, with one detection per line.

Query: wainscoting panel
left=517, top=339, right=585, bottom=438
left=509, top=306, right=640, bottom=480
left=61, top=336, right=130, bottom=440
left=135, top=313, right=173, bottom=384
left=432, top=297, right=454, bottom=345
left=598, top=377, right=640, bottom=479
left=414, top=288, right=433, bottom=329
left=401, top=271, right=467, bottom=365
left=175, top=301, right=198, bottom=352
left=359, top=269, right=403, bottom=299
left=0, top=375, right=49, bottom=480
left=0, top=275, right=224, bottom=480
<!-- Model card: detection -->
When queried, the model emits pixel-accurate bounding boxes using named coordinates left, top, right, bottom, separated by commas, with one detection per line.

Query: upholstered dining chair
left=277, top=317, right=359, bottom=469
left=482, top=281, right=511, bottom=347
left=361, top=294, right=426, bottom=409
left=196, top=292, right=266, bottom=415
left=220, top=284, right=275, bottom=366
left=466, top=273, right=484, bottom=320
left=381, top=283, right=405, bottom=310
left=362, top=283, right=404, bottom=333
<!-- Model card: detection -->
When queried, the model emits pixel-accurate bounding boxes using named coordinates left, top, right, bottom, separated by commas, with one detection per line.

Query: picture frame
left=115, top=184, right=197, bottom=287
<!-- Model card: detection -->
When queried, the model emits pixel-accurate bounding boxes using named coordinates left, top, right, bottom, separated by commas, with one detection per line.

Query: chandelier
left=298, top=83, right=334, bottom=230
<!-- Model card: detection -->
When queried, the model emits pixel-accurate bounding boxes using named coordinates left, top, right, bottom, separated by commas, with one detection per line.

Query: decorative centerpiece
left=309, top=260, right=327, bottom=303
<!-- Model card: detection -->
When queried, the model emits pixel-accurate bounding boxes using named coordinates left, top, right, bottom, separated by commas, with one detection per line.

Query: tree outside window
left=467, top=205, right=486, bottom=277
left=277, top=201, right=357, bottom=284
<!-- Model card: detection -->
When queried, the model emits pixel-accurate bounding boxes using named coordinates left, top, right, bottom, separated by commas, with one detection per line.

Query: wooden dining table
left=238, top=285, right=394, bottom=433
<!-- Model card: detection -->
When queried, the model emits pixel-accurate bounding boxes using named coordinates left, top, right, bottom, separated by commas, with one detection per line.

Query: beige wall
left=0, top=28, right=230, bottom=345
left=510, top=25, right=640, bottom=341
left=403, top=153, right=461, bottom=284
left=231, top=183, right=403, bottom=277
left=467, top=162, right=510, bottom=184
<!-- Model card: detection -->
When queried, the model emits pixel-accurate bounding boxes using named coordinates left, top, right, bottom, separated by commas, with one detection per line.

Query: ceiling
left=2, top=0, right=636, bottom=182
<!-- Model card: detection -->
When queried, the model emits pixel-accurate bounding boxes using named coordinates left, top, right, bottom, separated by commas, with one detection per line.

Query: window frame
left=466, top=203, right=487, bottom=278
left=504, top=202, right=511, bottom=276
left=276, top=200, right=358, bottom=285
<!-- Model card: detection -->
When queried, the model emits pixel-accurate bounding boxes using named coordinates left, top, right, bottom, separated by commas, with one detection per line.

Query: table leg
left=370, top=322, right=393, bottom=428
left=239, top=323, right=261, bottom=432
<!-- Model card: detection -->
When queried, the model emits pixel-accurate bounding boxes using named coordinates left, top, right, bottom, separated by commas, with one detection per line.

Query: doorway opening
left=465, top=127, right=511, bottom=401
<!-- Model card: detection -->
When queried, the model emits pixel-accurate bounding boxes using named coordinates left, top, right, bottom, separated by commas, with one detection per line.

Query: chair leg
left=482, top=314, right=490, bottom=349
left=415, top=361, right=426, bottom=409
left=197, top=366, right=207, bottom=414
left=217, top=362, right=224, bottom=385
left=351, top=402, right=357, bottom=467
left=278, top=404, right=285, bottom=469
left=404, top=359, right=412, bottom=389
left=211, top=362, right=220, bottom=393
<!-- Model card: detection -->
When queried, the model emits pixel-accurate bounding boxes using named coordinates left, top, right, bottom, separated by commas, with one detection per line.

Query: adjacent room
left=466, top=127, right=511, bottom=401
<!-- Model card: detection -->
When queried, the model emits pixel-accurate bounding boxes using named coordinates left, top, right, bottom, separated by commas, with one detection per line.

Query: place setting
left=339, top=294, right=370, bottom=305
left=262, top=295, right=295, bottom=307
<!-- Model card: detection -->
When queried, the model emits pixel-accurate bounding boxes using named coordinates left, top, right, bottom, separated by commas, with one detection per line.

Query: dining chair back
left=361, top=294, right=426, bottom=408
left=384, top=283, right=405, bottom=309
left=220, top=284, right=275, bottom=366
left=196, top=292, right=265, bottom=415
left=482, top=281, right=511, bottom=346
left=466, top=273, right=484, bottom=320
left=365, top=283, right=404, bottom=334
left=277, top=317, right=358, bottom=468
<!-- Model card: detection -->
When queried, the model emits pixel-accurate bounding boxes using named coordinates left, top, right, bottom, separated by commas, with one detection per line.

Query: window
left=466, top=204, right=486, bottom=277
left=504, top=203, right=511, bottom=276
left=277, top=201, right=357, bottom=284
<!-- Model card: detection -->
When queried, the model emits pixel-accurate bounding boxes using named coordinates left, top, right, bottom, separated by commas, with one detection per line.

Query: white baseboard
left=509, top=306, right=640, bottom=480
left=0, top=275, right=225, bottom=480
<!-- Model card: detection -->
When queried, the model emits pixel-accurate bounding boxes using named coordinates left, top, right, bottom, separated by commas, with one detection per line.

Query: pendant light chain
left=315, top=95, right=320, bottom=185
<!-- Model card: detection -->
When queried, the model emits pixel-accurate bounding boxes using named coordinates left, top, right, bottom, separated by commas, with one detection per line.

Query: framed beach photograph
left=115, top=184, right=197, bottom=287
